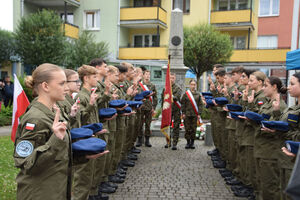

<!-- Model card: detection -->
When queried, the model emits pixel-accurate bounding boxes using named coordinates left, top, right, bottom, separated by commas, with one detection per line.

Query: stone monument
left=162, top=8, right=189, bottom=91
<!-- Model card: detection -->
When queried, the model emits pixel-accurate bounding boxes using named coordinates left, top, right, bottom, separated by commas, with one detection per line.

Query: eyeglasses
left=67, top=80, right=81, bottom=84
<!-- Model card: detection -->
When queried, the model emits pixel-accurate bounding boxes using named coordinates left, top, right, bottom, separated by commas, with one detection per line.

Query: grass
left=0, top=136, right=18, bottom=200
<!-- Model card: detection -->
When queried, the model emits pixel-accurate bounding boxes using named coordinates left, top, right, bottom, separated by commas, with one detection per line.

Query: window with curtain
left=257, top=35, right=278, bottom=49
left=84, top=10, right=100, bottom=30
left=133, top=35, right=160, bottom=47
left=230, top=36, right=246, bottom=49
left=218, top=0, right=249, bottom=11
left=173, top=0, right=190, bottom=13
left=259, top=0, right=279, bottom=16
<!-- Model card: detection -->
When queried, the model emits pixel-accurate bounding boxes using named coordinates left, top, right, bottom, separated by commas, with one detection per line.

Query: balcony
left=120, top=6, right=167, bottom=29
left=25, top=0, right=80, bottom=7
left=211, top=9, right=254, bottom=30
left=119, top=47, right=168, bottom=60
left=64, top=22, right=79, bottom=39
left=230, top=48, right=290, bottom=62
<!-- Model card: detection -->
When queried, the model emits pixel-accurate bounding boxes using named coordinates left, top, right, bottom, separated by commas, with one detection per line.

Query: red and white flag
left=11, top=74, right=30, bottom=142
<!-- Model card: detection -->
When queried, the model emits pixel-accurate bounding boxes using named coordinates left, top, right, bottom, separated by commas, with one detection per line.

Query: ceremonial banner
left=11, top=74, right=30, bottom=142
left=161, top=61, right=172, bottom=144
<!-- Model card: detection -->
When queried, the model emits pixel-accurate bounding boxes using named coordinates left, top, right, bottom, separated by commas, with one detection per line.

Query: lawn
left=0, top=136, right=18, bottom=200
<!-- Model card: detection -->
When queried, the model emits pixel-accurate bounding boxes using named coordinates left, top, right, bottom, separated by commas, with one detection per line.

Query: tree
left=64, top=31, right=109, bottom=69
left=0, top=29, right=16, bottom=64
left=15, top=9, right=66, bottom=67
left=183, top=24, right=233, bottom=86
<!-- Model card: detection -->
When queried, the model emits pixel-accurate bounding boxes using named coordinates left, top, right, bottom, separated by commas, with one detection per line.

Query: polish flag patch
left=258, top=101, right=264, bottom=106
left=76, top=97, right=80, bottom=104
left=25, top=123, right=35, bottom=131
left=120, top=84, right=124, bottom=88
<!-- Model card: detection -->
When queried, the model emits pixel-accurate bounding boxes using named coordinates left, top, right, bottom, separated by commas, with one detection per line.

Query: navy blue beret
left=285, top=140, right=300, bottom=155
left=99, top=108, right=117, bottom=118
left=202, top=92, right=213, bottom=96
left=206, top=99, right=215, bottom=107
left=204, top=95, right=214, bottom=100
left=134, top=93, right=145, bottom=101
left=215, top=97, right=228, bottom=105
left=262, top=113, right=271, bottom=120
left=126, top=101, right=143, bottom=108
left=81, top=123, right=103, bottom=134
left=72, top=137, right=107, bottom=155
left=226, top=104, right=243, bottom=112
left=109, top=99, right=126, bottom=108
left=117, top=106, right=132, bottom=114
left=70, top=128, right=93, bottom=139
left=229, top=112, right=244, bottom=120
left=140, top=90, right=152, bottom=97
left=244, top=110, right=264, bottom=123
left=261, top=121, right=289, bottom=132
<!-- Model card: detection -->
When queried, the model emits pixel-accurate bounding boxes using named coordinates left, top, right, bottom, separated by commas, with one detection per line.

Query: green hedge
left=0, top=105, right=12, bottom=127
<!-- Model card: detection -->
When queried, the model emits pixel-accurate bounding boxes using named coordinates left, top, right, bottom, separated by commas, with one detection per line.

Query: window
left=61, top=13, right=74, bottom=24
left=84, top=10, right=100, bottom=30
left=133, top=35, right=160, bottom=47
left=173, top=0, right=190, bottom=13
left=217, top=0, right=249, bottom=11
left=230, top=36, right=246, bottom=49
left=134, top=0, right=156, bottom=7
left=153, top=70, right=162, bottom=79
left=259, top=0, right=279, bottom=16
left=257, top=35, right=278, bottom=49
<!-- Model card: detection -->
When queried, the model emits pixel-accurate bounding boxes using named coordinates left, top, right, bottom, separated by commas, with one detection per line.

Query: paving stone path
left=110, top=137, right=244, bottom=200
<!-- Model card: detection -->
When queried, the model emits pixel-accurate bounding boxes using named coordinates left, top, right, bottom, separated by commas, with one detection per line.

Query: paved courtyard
left=110, top=137, right=243, bottom=200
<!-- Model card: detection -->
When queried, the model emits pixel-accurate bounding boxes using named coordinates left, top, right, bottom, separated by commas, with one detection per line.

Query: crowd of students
left=13, top=59, right=158, bottom=200
left=206, top=64, right=300, bottom=200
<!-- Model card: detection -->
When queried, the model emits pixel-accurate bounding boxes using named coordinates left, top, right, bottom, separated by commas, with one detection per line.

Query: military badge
left=16, top=140, right=34, bottom=157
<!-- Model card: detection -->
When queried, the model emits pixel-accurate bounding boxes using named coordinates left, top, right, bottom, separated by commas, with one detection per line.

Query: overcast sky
left=0, top=0, right=13, bottom=31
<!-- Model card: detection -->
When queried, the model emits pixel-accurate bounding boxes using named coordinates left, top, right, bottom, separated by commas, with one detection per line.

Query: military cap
left=214, top=97, right=229, bottom=105
left=244, top=110, right=264, bottom=123
left=202, top=92, right=213, bottom=96
left=117, top=106, right=132, bottom=114
left=99, top=108, right=117, bottom=118
left=226, top=104, right=243, bottom=112
left=70, top=128, right=93, bottom=139
left=126, top=101, right=143, bottom=108
left=140, top=90, right=152, bottom=97
left=134, top=93, right=145, bottom=101
left=285, top=140, right=300, bottom=155
left=81, top=123, right=103, bottom=134
left=229, top=111, right=244, bottom=120
left=72, top=137, right=107, bottom=155
left=206, top=99, right=215, bottom=107
left=109, top=99, right=126, bottom=108
left=204, top=95, right=214, bottom=100
left=261, top=121, right=289, bottom=132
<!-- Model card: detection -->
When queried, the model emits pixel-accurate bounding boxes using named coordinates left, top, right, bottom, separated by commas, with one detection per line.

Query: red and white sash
left=139, top=81, right=153, bottom=103
left=186, top=90, right=202, bottom=124
left=173, top=95, right=181, bottom=109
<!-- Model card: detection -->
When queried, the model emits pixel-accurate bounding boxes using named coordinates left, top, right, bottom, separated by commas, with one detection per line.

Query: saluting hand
left=272, top=93, right=281, bottom=111
left=52, top=105, right=67, bottom=140
left=208, top=75, right=213, bottom=85
left=70, top=98, right=80, bottom=117
left=242, top=85, right=249, bottom=101
left=126, top=85, right=135, bottom=96
left=210, top=82, right=216, bottom=91
left=233, top=86, right=239, bottom=101
left=222, top=84, right=228, bottom=96
left=248, top=90, right=255, bottom=103
left=89, top=88, right=98, bottom=105
left=104, top=81, right=111, bottom=95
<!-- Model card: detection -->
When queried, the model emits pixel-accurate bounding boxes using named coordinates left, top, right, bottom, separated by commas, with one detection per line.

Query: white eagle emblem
left=163, top=94, right=170, bottom=110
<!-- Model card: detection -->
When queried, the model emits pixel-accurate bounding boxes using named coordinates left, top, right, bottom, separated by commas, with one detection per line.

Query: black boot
left=185, top=139, right=190, bottom=149
left=145, top=136, right=152, bottom=147
left=171, top=140, right=177, bottom=150
left=136, top=136, right=142, bottom=147
left=190, top=139, right=195, bottom=149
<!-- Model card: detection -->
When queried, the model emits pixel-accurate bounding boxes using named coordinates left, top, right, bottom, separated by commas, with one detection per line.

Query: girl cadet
left=263, top=72, right=300, bottom=200
left=57, top=69, right=81, bottom=129
left=181, top=79, right=203, bottom=149
left=254, top=76, right=287, bottom=200
left=73, top=65, right=109, bottom=200
left=13, top=63, right=71, bottom=200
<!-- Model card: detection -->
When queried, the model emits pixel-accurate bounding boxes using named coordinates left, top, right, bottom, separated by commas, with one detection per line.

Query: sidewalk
left=0, top=126, right=11, bottom=136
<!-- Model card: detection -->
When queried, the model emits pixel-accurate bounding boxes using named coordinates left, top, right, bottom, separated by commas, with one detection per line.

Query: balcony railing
left=119, top=47, right=168, bottom=60
left=120, top=6, right=167, bottom=25
left=64, top=22, right=79, bottom=39
left=211, top=9, right=253, bottom=24
left=230, top=48, right=290, bottom=62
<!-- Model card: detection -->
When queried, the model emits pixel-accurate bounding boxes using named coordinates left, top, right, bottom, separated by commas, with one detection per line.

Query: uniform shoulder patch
left=16, top=140, right=34, bottom=157
left=25, top=123, right=35, bottom=131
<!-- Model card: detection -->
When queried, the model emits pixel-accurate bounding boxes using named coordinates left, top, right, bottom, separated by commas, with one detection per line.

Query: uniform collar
left=32, top=100, right=56, bottom=120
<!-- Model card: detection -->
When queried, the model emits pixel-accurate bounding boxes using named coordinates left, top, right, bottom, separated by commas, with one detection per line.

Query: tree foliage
left=64, top=31, right=109, bottom=69
left=183, top=24, right=233, bottom=85
left=0, top=29, right=16, bottom=64
left=15, top=9, right=66, bottom=67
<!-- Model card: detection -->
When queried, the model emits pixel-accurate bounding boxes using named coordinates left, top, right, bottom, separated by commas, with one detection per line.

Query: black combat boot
left=190, top=139, right=195, bottom=149
left=185, top=139, right=190, bottom=149
left=171, top=140, right=177, bottom=150
left=136, top=136, right=142, bottom=147
left=145, top=136, right=152, bottom=147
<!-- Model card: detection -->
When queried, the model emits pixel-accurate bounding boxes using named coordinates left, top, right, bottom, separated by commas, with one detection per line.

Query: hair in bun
left=25, top=76, right=34, bottom=89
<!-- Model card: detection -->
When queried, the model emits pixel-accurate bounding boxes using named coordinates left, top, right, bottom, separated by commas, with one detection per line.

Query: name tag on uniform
left=262, top=114, right=270, bottom=120
left=287, top=114, right=299, bottom=124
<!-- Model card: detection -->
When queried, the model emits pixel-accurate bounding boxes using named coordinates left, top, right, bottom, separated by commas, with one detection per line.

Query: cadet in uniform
left=161, top=72, right=182, bottom=150
left=136, top=70, right=158, bottom=147
left=181, top=79, right=203, bottom=149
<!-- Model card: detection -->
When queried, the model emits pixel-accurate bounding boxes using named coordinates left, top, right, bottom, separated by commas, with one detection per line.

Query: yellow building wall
left=183, top=0, right=209, bottom=27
